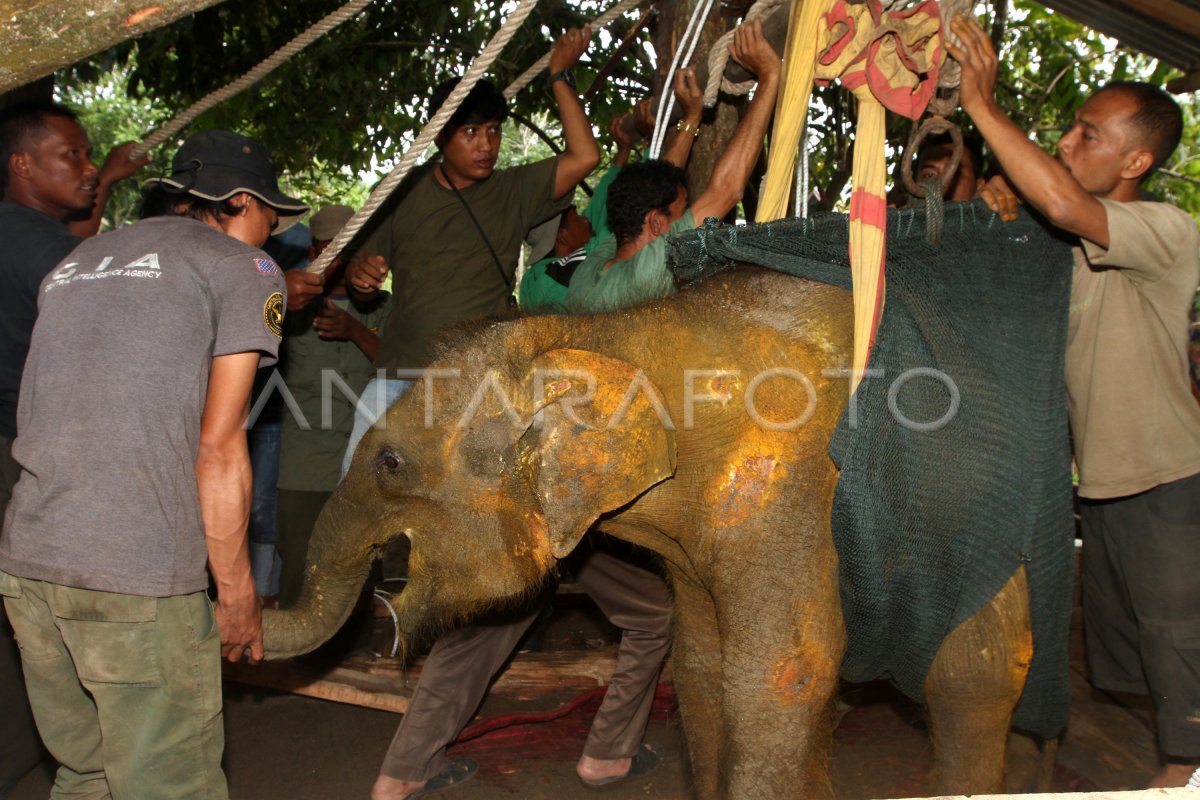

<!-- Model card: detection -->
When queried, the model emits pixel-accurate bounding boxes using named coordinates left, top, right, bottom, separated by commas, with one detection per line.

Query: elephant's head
left=262, top=324, right=676, bottom=659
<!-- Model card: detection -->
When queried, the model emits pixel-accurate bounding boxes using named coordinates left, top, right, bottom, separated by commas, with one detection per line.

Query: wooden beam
left=1106, top=0, right=1200, bottom=41
left=0, top=0, right=229, bottom=95
left=223, top=645, right=673, bottom=715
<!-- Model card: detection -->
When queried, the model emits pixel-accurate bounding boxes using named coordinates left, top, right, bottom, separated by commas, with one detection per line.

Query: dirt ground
left=9, top=570, right=1163, bottom=799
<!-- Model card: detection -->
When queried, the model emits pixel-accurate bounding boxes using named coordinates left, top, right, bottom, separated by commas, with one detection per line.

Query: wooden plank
left=223, top=645, right=673, bottom=715
left=1107, top=0, right=1200, bottom=40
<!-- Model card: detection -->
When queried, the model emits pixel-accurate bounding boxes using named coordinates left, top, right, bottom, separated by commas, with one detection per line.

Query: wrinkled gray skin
left=262, top=269, right=1033, bottom=799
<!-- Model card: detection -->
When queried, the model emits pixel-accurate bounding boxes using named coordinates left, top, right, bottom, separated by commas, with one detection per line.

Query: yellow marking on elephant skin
left=772, top=646, right=838, bottom=706
left=704, top=438, right=789, bottom=529
left=707, top=372, right=740, bottom=404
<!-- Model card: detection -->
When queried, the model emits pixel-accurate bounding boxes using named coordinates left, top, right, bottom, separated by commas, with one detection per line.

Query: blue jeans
left=248, top=421, right=282, bottom=597
left=341, top=378, right=414, bottom=479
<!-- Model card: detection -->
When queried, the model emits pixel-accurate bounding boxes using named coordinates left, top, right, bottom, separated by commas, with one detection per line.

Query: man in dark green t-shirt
left=342, top=28, right=599, bottom=474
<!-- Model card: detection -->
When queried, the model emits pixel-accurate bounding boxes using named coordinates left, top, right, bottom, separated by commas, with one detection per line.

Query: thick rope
left=649, top=0, right=717, bottom=158
left=502, top=0, right=644, bottom=100
left=701, top=0, right=786, bottom=107
left=304, top=0, right=541, bottom=276
left=131, top=0, right=374, bottom=160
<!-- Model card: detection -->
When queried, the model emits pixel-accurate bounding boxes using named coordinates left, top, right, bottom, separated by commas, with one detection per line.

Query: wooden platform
left=223, top=644, right=642, bottom=716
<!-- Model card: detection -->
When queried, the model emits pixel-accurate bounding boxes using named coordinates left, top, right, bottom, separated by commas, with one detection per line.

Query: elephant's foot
left=1148, top=762, right=1200, bottom=788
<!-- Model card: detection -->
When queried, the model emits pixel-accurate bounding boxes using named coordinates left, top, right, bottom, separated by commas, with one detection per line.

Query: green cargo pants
left=0, top=571, right=227, bottom=800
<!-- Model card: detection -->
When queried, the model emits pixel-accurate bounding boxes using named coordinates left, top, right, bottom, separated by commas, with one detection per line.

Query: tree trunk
left=650, top=0, right=793, bottom=201
left=0, top=0, right=228, bottom=95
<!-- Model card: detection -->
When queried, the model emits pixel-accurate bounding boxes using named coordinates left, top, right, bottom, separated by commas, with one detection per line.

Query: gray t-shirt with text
left=0, top=216, right=284, bottom=596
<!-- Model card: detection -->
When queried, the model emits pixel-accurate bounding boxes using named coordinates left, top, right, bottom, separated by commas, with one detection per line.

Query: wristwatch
left=548, top=69, right=577, bottom=91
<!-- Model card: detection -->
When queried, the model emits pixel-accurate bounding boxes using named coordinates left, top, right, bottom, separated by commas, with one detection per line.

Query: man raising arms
left=949, top=18, right=1200, bottom=788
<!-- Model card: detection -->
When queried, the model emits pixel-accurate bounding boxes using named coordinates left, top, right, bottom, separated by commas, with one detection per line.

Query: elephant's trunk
left=260, top=496, right=379, bottom=660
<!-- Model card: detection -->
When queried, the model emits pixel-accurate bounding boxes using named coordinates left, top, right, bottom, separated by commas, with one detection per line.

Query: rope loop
left=900, top=113, right=962, bottom=199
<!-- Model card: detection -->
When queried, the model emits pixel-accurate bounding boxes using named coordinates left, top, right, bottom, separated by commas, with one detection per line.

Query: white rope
left=701, top=0, right=785, bottom=107
left=649, top=0, right=717, bottom=158
left=131, top=0, right=374, bottom=160
left=304, top=0, right=540, bottom=275
left=502, top=0, right=644, bottom=100
left=371, top=588, right=400, bottom=658
left=794, top=118, right=810, bottom=219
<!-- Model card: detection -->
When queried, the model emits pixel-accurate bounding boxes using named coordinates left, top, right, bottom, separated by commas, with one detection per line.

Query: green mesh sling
left=670, top=201, right=1076, bottom=738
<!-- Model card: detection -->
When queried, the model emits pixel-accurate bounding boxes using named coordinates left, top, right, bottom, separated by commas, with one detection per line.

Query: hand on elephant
left=216, top=587, right=264, bottom=663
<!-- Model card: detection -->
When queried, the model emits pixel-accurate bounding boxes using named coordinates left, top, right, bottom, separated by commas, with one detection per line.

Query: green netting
left=669, top=201, right=1076, bottom=738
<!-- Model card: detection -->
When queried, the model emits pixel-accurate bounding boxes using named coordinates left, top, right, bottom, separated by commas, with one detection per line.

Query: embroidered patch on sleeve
left=263, top=292, right=284, bottom=338
left=255, top=257, right=281, bottom=276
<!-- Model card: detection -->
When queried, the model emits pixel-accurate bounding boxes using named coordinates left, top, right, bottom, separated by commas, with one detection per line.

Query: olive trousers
left=0, top=573, right=227, bottom=800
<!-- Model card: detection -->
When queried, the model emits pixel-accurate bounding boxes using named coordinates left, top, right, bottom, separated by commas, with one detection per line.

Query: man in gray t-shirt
left=0, top=129, right=306, bottom=799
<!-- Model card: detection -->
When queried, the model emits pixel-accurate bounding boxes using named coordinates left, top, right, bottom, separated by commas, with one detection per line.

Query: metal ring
left=900, top=116, right=963, bottom=199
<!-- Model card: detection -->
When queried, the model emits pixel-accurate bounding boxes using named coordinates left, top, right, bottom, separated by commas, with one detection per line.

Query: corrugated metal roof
left=1034, top=0, right=1200, bottom=74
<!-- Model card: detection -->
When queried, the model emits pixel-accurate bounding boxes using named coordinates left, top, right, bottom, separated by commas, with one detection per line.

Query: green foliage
left=62, top=0, right=652, bottom=184
left=54, top=0, right=1198, bottom=223
left=986, top=1, right=1200, bottom=217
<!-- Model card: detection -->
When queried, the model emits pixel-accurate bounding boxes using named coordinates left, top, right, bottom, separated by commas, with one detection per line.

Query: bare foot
left=370, top=774, right=425, bottom=800
left=1147, top=762, right=1199, bottom=788
left=577, top=753, right=633, bottom=783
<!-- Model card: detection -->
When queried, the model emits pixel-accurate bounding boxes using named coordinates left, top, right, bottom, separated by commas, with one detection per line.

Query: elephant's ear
left=517, top=348, right=676, bottom=559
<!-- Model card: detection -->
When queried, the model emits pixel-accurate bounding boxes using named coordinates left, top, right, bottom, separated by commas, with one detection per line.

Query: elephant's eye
left=377, top=450, right=402, bottom=473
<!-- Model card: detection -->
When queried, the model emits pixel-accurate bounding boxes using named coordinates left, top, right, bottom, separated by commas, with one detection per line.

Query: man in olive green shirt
left=342, top=29, right=599, bottom=479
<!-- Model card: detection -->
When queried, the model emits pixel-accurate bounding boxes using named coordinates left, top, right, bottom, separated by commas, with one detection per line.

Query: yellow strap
left=756, top=0, right=830, bottom=223
left=847, top=93, right=888, bottom=392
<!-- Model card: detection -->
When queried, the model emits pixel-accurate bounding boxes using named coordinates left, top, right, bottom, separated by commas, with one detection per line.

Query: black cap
left=143, top=130, right=308, bottom=229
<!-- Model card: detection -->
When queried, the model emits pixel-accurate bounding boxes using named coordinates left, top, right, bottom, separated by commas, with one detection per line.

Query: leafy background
left=52, top=0, right=1200, bottom=228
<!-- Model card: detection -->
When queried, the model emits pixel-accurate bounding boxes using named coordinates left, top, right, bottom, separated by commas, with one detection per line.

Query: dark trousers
left=0, top=435, right=46, bottom=794
left=379, top=537, right=673, bottom=782
left=275, top=489, right=333, bottom=609
left=1081, top=471, right=1200, bottom=759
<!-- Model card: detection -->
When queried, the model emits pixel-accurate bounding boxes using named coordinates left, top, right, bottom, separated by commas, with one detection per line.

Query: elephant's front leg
left=925, top=566, right=1033, bottom=794
left=714, top=542, right=845, bottom=799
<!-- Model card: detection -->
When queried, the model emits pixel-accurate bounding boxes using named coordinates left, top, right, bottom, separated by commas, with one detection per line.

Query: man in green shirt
left=275, top=204, right=387, bottom=608
left=521, top=68, right=704, bottom=314
left=343, top=28, right=599, bottom=475
left=565, top=20, right=780, bottom=314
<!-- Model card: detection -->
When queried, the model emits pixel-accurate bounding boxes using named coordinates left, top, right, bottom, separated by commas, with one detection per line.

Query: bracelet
left=675, top=119, right=701, bottom=138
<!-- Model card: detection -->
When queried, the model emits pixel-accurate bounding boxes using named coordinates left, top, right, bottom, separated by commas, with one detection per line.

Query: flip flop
left=409, top=757, right=479, bottom=798
left=579, top=744, right=663, bottom=789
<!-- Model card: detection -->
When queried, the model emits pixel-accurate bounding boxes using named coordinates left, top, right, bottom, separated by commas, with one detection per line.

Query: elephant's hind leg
left=925, top=566, right=1033, bottom=794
